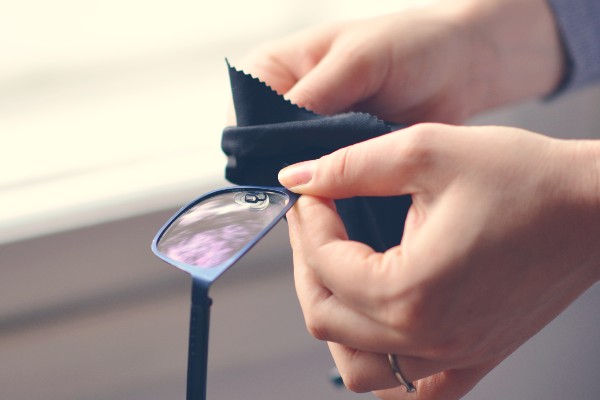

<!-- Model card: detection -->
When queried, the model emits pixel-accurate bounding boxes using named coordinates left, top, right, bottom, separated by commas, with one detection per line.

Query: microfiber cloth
left=222, top=62, right=412, bottom=252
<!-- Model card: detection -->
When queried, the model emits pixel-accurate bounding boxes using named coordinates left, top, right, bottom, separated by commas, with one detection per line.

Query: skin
left=279, top=124, right=600, bottom=399
left=237, top=0, right=564, bottom=124
left=234, top=0, right=600, bottom=398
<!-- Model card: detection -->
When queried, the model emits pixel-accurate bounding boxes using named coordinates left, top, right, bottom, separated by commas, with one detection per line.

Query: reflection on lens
left=157, top=190, right=288, bottom=268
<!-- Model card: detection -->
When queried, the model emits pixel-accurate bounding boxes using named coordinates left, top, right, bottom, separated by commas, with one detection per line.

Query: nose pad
left=245, top=192, right=267, bottom=203
left=234, top=191, right=270, bottom=210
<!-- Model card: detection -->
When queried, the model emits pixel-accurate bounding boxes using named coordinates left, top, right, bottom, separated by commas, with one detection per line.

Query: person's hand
left=278, top=123, right=600, bottom=399
left=236, top=0, right=565, bottom=125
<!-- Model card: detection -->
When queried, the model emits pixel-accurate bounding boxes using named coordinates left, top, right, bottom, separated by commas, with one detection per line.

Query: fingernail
left=278, top=160, right=315, bottom=188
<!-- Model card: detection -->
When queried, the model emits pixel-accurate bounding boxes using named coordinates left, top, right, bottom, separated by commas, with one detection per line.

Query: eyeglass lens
left=156, top=190, right=290, bottom=268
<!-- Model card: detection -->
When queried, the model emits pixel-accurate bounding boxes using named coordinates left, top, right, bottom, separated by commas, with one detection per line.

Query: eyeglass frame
left=151, top=185, right=299, bottom=400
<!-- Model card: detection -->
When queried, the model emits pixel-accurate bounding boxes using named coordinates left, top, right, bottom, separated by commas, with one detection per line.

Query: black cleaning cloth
left=221, top=62, right=412, bottom=252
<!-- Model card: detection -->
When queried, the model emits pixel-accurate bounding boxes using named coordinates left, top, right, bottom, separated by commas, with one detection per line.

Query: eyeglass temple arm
left=187, top=277, right=212, bottom=400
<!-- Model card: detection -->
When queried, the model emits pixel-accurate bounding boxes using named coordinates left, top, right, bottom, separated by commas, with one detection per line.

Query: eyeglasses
left=151, top=186, right=299, bottom=400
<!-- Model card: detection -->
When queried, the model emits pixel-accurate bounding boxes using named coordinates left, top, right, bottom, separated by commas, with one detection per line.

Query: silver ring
left=388, top=354, right=416, bottom=393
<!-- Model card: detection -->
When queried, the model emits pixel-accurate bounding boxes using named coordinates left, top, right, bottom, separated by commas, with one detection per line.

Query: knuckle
left=342, top=377, right=368, bottom=393
left=304, top=313, right=330, bottom=341
left=379, top=295, right=430, bottom=343
left=318, top=145, right=356, bottom=192
left=289, top=84, right=327, bottom=113
left=339, top=369, right=371, bottom=393
left=331, top=147, right=353, bottom=185
left=399, top=123, right=438, bottom=163
left=332, top=35, right=372, bottom=76
left=381, top=294, right=425, bottom=336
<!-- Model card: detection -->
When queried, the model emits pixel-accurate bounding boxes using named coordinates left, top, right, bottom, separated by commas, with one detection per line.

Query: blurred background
left=1, top=1, right=599, bottom=399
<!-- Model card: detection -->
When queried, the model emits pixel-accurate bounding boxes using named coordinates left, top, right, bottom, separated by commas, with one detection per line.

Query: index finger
left=289, top=194, right=418, bottom=327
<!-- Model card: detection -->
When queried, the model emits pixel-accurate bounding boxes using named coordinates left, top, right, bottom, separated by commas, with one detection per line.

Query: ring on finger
left=388, top=354, right=416, bottom=393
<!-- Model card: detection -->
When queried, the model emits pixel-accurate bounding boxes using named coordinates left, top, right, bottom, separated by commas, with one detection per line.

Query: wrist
left=448, top=0, right=566, bottom=113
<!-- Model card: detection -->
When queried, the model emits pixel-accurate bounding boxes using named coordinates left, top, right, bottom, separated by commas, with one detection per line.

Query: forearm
left=546, top=0, right=600, bottom=94
left=448, top=0, right=566, bottom=112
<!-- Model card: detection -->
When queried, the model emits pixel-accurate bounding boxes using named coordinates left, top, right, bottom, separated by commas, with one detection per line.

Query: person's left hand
left=279, top=123, right=600, bottom=399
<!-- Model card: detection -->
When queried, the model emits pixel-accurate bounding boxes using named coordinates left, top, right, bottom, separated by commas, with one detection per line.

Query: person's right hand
left=278, top=123, right=600, bottom=399
left=237, top=0, right=565, bottom=125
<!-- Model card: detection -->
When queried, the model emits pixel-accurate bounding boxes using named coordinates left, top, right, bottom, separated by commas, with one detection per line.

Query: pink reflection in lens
left=163, top=224, right=255, bottom=268
left=156, top=190, right=288, bottom=269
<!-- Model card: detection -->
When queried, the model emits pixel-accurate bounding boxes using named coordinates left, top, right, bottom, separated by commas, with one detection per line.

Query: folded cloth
left=222, top=62, right=411, bottom=252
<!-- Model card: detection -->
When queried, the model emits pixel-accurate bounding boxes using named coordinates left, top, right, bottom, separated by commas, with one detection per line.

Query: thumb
left=278, top=126, right=434, bottom=199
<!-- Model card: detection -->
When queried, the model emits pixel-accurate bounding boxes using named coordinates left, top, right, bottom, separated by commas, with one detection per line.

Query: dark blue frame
left=151, top=186, right=299, bottom=400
